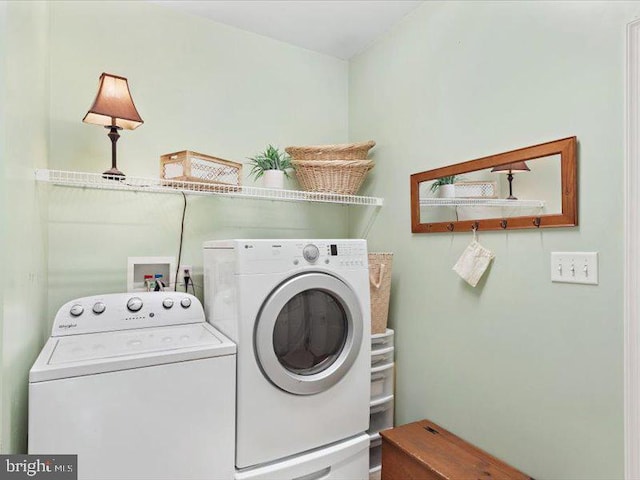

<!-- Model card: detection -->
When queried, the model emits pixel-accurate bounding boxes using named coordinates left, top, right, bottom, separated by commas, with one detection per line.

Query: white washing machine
left=203, top=239, right=371, bottom=472
left=29, top=292, right=236, bottom=480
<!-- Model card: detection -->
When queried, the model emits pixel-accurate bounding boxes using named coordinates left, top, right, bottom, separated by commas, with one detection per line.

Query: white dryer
left=203, top=239, right=371, bottom=470
left=29, top=292, right=236, bottom=480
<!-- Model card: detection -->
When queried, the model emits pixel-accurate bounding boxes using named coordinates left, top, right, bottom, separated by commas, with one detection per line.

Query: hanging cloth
left=452, top=227, right=495, bottom=287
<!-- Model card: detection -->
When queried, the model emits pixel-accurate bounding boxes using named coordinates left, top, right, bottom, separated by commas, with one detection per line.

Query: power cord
left=174, top=191, right=187, bottom=292
left=182, top=268, right=196, bottom=295
left=183, top=268, right=190, bottom=293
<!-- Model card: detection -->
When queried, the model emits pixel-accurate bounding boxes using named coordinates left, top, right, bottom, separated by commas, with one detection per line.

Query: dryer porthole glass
left=254, top=271, right=363, bottom=395
left=273, top=290, right=347, bottom=376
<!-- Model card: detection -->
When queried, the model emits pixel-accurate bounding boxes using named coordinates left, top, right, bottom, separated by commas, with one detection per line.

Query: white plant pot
left=439, top=184, right=456, bottom=198
left=263, top=170, right=285, bottom=189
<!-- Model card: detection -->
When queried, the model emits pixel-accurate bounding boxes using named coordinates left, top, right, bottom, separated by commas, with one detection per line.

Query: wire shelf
left=419, top=198, right=544, bottom=208
left=35, top=169, right=383, bottom=207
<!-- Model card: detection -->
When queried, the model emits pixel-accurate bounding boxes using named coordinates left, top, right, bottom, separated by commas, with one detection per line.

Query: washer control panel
left=52, top=292, right=204, bottom=337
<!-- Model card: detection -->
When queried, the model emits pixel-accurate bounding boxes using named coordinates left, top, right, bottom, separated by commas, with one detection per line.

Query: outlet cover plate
left=177, top=264, right=193, bottom=288
left=551, top=252, right=598, bottom=285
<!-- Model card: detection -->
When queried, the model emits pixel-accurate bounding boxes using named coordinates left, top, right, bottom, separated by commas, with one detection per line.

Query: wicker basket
left=369, top=253, right=393, bottom=334
left=285, top=140, right=376, bottom=161
left=292, top=159, right=374, bottom=195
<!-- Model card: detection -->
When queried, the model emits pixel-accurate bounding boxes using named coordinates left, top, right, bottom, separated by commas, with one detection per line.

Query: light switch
left=550, top=252, right=598, bottom=285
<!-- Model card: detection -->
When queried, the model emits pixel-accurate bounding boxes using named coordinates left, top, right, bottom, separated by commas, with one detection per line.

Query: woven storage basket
left=369, top=253, right=393, bottom=334
left=293, top=159, right=374, bottom=195
left=285, top=140, right=375, bottom=161
left=160, top=150, right=242, bottom=192
left=454, top=181, right=498, bottom=198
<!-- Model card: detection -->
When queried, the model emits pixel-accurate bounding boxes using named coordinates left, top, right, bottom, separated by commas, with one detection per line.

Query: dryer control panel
left=322, top=241, right=368, bottom=268
left=204, top=239, right=368, bottom=274
left=52, top=292, right=204, bottom=337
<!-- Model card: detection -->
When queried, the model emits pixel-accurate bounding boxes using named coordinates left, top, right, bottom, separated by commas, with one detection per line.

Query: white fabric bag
left=452, top=230, right=494, bottom=287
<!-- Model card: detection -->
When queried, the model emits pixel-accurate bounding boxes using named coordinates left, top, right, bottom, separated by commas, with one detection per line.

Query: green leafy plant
left=248, top=145, right=293, bottom=179
left=429, top=175, right=457, bottom=193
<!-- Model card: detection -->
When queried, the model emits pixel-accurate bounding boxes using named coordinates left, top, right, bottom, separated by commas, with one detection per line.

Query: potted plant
left=430, top=175, right=457, bottom=198
left=248, top=145, right=292, bottom=189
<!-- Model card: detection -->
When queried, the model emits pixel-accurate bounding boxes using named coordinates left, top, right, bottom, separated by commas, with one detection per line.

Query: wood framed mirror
left=410, top=137, right=577, bottom=233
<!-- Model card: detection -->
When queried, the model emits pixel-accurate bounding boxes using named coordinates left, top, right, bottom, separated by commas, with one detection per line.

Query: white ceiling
left=153, top=1, right=423, bottom=59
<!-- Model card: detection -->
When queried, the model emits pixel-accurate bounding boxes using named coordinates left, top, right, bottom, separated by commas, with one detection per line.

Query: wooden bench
left=380, top=419, right=533, bottom=480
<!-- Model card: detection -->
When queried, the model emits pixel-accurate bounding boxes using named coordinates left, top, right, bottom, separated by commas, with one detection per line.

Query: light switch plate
left=550, top=252, right=598, bottom=285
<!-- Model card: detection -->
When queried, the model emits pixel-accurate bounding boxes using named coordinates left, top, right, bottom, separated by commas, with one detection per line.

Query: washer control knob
left=180, top=297, right=192, bottom=309
left=162, top=298, right=174, bottom=309
left=70, top=304, right=84, bottom=317
left=303, top=244, right=320, bottom=263
left=127, top=297, right=143, bottom=312
left=92, top=302, right=106, bottom=315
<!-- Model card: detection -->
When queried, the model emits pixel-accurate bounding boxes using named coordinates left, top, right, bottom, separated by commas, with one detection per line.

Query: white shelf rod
left=420, top=198, right=544, bottom=208
left=35, top=169, right=383, bottom=207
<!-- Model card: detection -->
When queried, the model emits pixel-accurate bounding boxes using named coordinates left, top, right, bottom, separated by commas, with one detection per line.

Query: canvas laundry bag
left=452, top=230, right=494, bottom=287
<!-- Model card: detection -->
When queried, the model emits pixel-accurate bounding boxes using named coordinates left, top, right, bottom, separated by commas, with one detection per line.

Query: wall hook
left=533, top=217, right=541, bottom=227
left=472, top=222, right=479, bottom=232
left=500, top=219, right=508, bottom=229
left=447, top=223, right=454, bottom=231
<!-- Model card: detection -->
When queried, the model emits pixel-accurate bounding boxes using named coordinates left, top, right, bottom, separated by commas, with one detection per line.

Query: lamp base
left=506, top=173, right=517, bottom=200
left=102, top=167, right=125, bottom=181
left=103, top=125, right=125, bottom=181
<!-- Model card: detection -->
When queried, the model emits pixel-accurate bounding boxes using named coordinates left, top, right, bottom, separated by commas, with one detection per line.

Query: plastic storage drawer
left=371, top=328, right=394, bottom=352
left=369, top=433, right=382, bottom=471
left=371, top=346, right=394, bottom=368
left=368, top=395, right=394, bottom=435
left=370, top=363, right=394, bottom=401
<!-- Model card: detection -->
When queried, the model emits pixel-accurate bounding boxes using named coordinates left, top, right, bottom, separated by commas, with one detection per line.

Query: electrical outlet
left=550, top=252, right=598, bottom=285
left=177, top=265, right=193, bottom=288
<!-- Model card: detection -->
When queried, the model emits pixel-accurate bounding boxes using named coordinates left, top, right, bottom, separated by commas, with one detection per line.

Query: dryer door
left=254, top=272, right=363, bottom=395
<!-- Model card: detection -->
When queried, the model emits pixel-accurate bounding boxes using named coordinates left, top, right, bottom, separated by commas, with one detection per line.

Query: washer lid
left=30, top=323, right=236, bottom=383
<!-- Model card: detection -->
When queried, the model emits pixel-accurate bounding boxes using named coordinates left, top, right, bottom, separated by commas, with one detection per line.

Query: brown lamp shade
left=82, top=73, right=143, bottom=130
left=491, top=161, right=530, bottom=173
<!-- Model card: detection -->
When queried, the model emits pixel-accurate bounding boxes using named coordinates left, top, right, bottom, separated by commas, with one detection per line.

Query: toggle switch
left=551, top=252, right=598, bottom=285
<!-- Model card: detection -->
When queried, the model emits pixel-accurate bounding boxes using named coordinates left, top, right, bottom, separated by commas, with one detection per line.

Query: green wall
left=349, top=2, right=639, bottom=479
left=46, top=0, right=352, bottom=318
left=3, top=2, right=638, bottom=476
left=1, top=0, right=353, bottom=453
left=0, top=0, right=6, bottom=453
left=1, top=1, right=50, bottom=453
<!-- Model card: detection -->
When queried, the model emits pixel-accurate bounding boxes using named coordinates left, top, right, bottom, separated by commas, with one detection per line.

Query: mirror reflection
left=410, top=137, right=577, bottom=233
left=419, top=154, right=561, bottom=224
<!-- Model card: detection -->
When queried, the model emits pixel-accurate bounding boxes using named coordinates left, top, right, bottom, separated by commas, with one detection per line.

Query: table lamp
left=83, top=73, right=143, bottom=179
left=491, top=161, right=530, bottom=200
